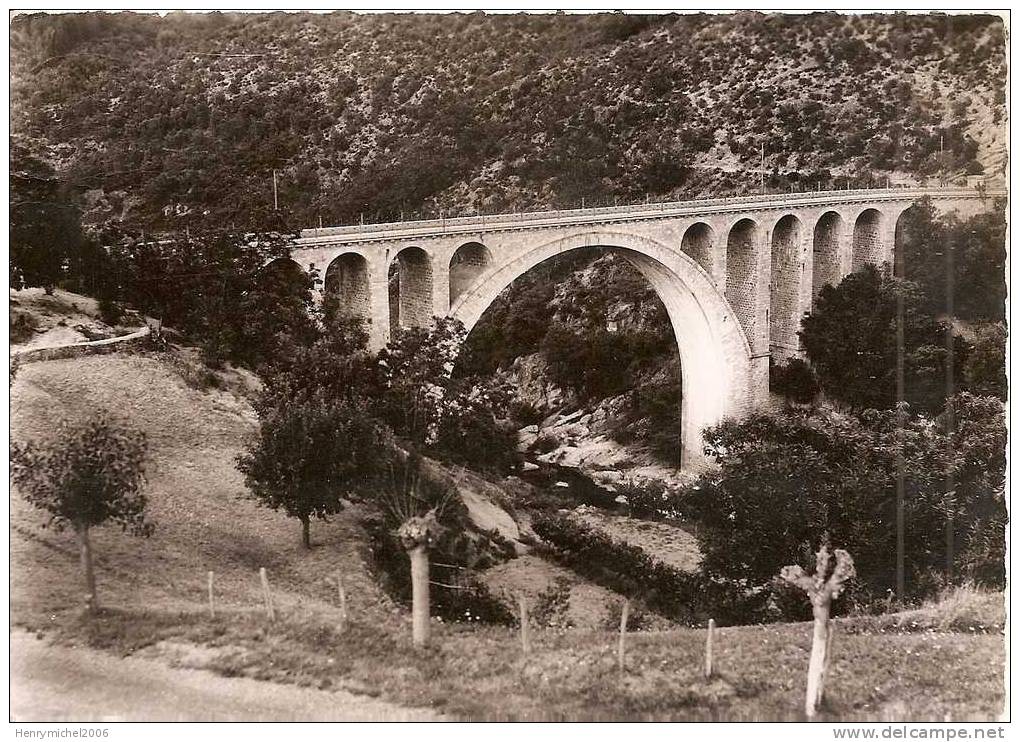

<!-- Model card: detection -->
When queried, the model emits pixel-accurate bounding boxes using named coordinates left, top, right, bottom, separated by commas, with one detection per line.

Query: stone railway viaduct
left=282, top=186, right=1002, bottom=467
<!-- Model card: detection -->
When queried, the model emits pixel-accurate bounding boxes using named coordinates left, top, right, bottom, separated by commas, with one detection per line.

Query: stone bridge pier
left=280, top=186, right=1002, bottom=469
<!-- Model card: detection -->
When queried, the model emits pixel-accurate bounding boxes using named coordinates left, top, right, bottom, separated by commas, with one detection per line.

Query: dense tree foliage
left=684, top=395, right=1005, bottom=608
left=378, top=318, right=518, bottom=475
left=770, top=358, right=821, bottom=404
left=963, top=323, right=1007, bottom=400
left=800, top=265, right=969, bottom=414
left=896, top=199, right=1007, bottom=323
left=79, top=222, right=314, bottom=369
left=10, top=12, right=1005, bottom=230
left=10, top=139, right=86, bottom=292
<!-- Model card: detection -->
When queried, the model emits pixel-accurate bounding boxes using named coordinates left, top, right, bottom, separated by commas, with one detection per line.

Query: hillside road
left=10, top=630, right=445, bottom=722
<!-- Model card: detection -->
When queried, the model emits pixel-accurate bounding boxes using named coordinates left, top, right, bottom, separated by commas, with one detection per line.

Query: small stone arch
left=812, top=210, right=845, bottom=303
left=260, top=256, right=305, bottom=275
left=893, top=203, right=928, bottom=279
left=256, top=256, right=307, bottom=289
left=725, top=218, right=765, bottom=349
left=852, top=208, right=886, bottom=272
left=324, top=252, right=371, bottom=320
left=680, top=222, right=715, bottom=276
left=769, top=214, right=804, bottom=356
left=388, top=246, right=434, bottom=332
left=449, top=242, right=493, bottom=306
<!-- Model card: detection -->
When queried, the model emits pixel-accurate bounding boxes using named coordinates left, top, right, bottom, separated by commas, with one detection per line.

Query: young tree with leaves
left=10, top=416, right=152, bottom=613
left=238, top=394, right=388, bottom=549
left=376, top=317, right=518, bottom=472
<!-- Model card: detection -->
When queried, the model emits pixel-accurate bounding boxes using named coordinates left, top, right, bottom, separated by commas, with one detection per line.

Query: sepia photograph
left=7, top=7, right=1009, bottom=727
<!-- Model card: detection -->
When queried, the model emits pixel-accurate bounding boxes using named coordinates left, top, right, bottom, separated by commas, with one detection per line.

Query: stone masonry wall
left=725, top=219, right=762, bottom=350
left=770, top=214, right=803, bottom=354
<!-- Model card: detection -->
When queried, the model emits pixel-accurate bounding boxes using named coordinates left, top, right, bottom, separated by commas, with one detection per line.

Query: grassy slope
left=10, top=346, right=1005, bottom=721
left=10, top=352, right=402, bottom=631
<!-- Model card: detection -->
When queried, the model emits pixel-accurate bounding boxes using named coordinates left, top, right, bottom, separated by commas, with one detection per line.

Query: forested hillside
left=11, top=11, right=1006, bottom=230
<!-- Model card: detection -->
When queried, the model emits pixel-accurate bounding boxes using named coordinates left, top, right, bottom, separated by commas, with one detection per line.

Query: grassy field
left=9, top=337, right=1007, bottom=721
left=15, top=598, right=1005, bottom=722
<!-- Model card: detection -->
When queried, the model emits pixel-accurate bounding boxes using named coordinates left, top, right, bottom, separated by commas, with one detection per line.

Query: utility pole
left=895, top=227, right=906, bottom=599
left=760, top=142, right=765, bottom=195
left=272, top=169, right=279, bottom=211
left=940, top=134, right=945, bottom=186
left=945, top=222, right=955, bottom=579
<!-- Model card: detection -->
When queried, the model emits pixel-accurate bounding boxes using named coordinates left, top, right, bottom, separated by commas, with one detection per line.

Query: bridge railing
left=297, top=185, right=1004, bottom=243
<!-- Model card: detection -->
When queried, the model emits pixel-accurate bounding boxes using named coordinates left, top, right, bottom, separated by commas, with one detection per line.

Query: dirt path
left=10, top=631, right=446, bottom=722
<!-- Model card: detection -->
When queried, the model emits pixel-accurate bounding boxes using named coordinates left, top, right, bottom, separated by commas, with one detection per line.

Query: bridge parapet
left=295, top=187, right=1003, bottom=246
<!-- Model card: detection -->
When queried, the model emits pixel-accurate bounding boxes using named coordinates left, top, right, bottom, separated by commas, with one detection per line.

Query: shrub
left=531, top=577, right=573, bottom=628
left=683, top=399, right=1006, bottom=611
left=98, top=296, right=124, bottom=326
left=616, top=478, right=681, bottom=519
left=769, top=358, right=820, bottom=404
left=10, top=311, right=39, bottom=344
left=532, top=512, right=767, bottom=625
left=511, top=401, right=545, bottom=427
left=603, top=597, right=656, bottom=632
left=531, top=432, right=560, bottom=454
left=610, top=374, right=682, bottom=465
left=364, top=515, right=516, bottom=626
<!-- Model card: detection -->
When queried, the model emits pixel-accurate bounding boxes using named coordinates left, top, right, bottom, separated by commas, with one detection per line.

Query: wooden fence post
left=618, top=600, right=630, bottom=672
left=704, top=618, right=715, bottom=679
left=337, top=571, right=348, bottom=633
left=518, top=595, right=530, bottom=656
left=207, top=570, right=215, bottom=618
left=259, top=567, right=276, bottom=622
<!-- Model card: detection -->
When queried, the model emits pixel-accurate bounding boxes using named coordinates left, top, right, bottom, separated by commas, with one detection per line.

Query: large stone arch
left=324, top=252, right=371, bottom=320
left=449, top=242, right=493, bottom=307
left=769, top=214, right=804, bottom=358
left=852, top=208, right=887, bottom=272
left=388, top=246, right=433, bottom=332
left=812, top=210, right=845, bottom=304
left=449, top=230, right=756, bottom=469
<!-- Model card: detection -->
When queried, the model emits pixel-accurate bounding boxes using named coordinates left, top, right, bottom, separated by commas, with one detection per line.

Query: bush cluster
left=365, top=515, right=517, bottom=626
left=531, top=512, right=767, bottom=626
left=769, top=358, right=819, bottom=404
left=684, top=394, right=1006, bottom=608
